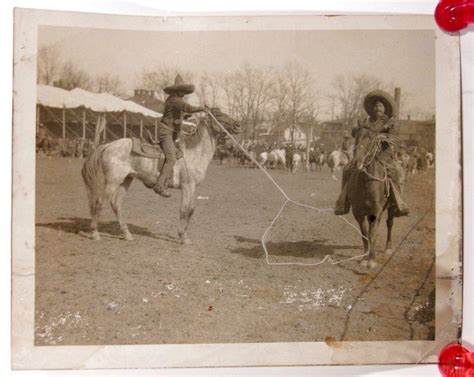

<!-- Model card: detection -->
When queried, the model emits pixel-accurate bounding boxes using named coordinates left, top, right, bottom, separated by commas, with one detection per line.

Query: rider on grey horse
left=334, top=90, right=409, bottom=217
left=151, top=75, right=208, bottom=198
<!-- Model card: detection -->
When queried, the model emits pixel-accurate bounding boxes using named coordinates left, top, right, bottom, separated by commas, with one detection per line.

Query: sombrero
left=363, top=90, right=396, bottom=118
left=163, top=74, right=195, bottom=95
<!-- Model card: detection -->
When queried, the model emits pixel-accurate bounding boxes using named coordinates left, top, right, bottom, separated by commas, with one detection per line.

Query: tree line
left=38, top=44, right=432, bottom=143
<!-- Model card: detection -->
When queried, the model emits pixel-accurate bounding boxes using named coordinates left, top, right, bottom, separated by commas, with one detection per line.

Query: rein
left=355, top=134, right=399, bottom=190
left=182, top=113, right=232, bottom=136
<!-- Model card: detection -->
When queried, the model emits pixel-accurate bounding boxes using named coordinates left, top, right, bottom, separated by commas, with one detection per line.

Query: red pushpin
left=435, top=0, right=474, bottom=33
left=438, top=342, right=474, bottom=376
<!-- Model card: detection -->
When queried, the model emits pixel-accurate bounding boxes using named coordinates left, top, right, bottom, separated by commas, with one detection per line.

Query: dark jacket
left=351, top=115, right=397, bottom=138
left=161, top=94, right=203, bottom=130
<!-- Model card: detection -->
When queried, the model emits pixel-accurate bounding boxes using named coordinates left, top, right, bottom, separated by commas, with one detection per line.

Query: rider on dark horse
left=334, top=90, right=409, bottom=217
left=151, top=74, right=208, bottom=198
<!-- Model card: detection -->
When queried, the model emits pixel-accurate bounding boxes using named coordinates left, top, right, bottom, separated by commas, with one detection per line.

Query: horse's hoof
left=360, top=259, right=368, bottom=268
left=181, top=237, right=191, bottom=246
left=384, top=248, right=393, bottom=256
left=91, top=232, right=101, bottom=241
left=368, top=260, right=378, bottom=269
left=122, top=233, right=134, bottom=241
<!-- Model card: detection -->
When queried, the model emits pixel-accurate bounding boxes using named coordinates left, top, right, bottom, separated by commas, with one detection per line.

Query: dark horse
left=347, top=127, right=397, bottom=269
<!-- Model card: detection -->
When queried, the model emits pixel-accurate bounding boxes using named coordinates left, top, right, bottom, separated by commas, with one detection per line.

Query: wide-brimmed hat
left=163, top=74, right=195, bottom=95
left=343, top=130, right=351, bottom=138
left=363, top=90, right=396, bottom=118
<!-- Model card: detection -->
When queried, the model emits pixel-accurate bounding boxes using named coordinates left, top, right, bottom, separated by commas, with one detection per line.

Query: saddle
left=131, top=132, right=163, bottom=159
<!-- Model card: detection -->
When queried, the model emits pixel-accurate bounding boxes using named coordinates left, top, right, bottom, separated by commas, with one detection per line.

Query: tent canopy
left=37, top=85, right=161, bottom=118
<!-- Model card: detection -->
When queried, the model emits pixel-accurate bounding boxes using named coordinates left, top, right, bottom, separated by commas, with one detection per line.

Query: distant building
left=318, top=116, right=435, bottom=152
left=255, top=121, right=273, bottom=143
left=319, top=119, right=348, bottom=151
left=396, top=116, right=435, bottom=151
left=128, top=89, right=164, bottom=113
left=282, top=126, right=307, bottom=147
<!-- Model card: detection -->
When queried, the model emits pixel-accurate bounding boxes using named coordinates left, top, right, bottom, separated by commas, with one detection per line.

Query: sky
left=38, top=26, right=435, bottom=120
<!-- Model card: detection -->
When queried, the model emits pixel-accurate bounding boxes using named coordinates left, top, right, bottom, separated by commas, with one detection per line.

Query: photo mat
left=12, top=8, right=462, bottom=369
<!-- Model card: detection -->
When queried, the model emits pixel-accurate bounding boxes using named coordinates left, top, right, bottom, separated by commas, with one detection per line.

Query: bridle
left=181, top=113, right=238, bottom=136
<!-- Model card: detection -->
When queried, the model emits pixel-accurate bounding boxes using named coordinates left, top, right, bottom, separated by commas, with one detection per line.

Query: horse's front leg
left=110, top=176, right=134, bottom=241
left=331, top=166, right=338, bottom=181
left=178, top=183, right=196, bottom=245
left=385, top=209, right=395, bottom=255
left=354, top=214, right=369, bottom=264
left=365, top=211, right=383, bottom=268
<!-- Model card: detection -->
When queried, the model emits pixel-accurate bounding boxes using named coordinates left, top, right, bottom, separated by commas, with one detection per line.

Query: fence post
left=82, top=109, right=86, bottom=139
left=123, top=112, right=127, bottom=138
left=140, top=117, right=143, bottom=138
left=154, top=119, right=158, bottom=140
left=62, top=107, right=66, bottom=139
left=103, top=113, right=107, bottom=141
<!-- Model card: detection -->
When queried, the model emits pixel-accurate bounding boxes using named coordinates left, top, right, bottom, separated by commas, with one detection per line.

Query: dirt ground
left=35, top=157, right=435, bottom=345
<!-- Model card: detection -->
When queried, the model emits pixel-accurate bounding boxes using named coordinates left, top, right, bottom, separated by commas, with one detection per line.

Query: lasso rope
left=207, top=111, right=371, bottom=266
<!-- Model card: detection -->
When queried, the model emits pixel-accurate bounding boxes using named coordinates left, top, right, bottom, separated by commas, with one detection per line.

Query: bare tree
left=195, top=71, right=223, bottom=108
left=223, top=64, right=274, bottom=141
left=331, top=73, right=385, bottom=127
left=37, top=45, right=62, bottom=85
left=221, top=74, right=239, bottom=120
left=326, top=93, right=339, bottom=121
left=283, top=62, right=315, bottom=143
left=268, top=73, right=290, bottom=140
left=54, top=60, right=92, bottom=90
left=95, top=73, right=124, bottom=97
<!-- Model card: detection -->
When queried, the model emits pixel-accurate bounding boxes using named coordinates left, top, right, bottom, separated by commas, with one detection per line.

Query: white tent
left=37, top=85, right=82, bottom=109
left=36, top=85, right=196, bottom=141
left=37, top=85, right=162, bottom=118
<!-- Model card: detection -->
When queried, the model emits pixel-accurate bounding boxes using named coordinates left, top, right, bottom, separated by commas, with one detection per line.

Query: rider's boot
left=334, top=183, right=350, bottom=215
left=334, top=165, right=352, bottom=215
left=389, top=180, right=409, bottom=217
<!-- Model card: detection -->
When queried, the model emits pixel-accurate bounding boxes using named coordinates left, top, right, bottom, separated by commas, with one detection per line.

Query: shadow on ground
left=36, top=217, right=180, bottom=243
left=231, top=235, right=358, bottom=259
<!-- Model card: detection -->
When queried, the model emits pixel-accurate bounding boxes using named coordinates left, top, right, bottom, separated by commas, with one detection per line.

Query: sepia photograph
left=12, top=9, right=462, bottom=369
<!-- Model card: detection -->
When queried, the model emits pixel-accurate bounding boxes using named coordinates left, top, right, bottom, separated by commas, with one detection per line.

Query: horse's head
left=352, top=126, right=376, bottom=170
left=205, top=108, right=241, bottom=136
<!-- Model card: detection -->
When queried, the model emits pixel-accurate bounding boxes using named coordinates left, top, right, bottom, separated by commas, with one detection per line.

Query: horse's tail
left=81, top=144, right=108, bottom=217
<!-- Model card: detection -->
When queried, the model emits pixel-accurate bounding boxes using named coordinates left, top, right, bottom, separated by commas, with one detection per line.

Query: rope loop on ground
left=207, top=112, right=371, bottom=266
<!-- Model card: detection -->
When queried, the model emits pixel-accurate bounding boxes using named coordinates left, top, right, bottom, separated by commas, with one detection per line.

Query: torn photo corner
left=11, top=8, right=462, bottom=369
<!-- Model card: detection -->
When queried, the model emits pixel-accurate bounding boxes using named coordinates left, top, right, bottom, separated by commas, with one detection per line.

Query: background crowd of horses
left=36, top=131, right=435, bottom=185
left=213, top=141, right=435, bottom=178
